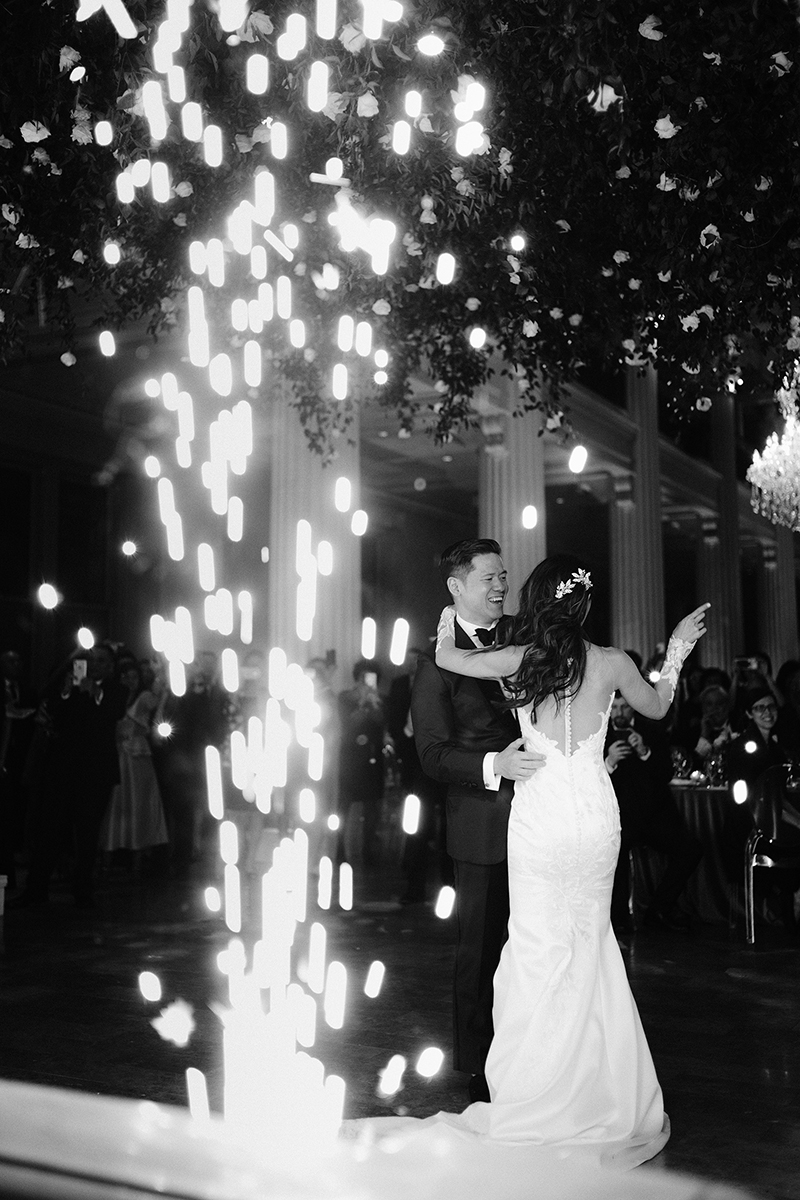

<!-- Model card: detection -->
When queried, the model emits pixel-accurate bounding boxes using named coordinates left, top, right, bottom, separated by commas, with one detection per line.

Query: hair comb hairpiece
left=554, top=569, right=592, bottom=600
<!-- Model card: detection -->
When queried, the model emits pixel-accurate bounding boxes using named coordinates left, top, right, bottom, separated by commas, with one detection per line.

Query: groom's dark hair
left=439, top=538, right=502, bottom=587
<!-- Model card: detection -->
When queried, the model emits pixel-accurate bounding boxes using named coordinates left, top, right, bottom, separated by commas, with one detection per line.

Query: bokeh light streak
left=138, top=971, right=162, bottom=1002
left=435, top=885, right=456, bottom=919
left=205, top=746, right=224, bottom=818
left=323, top=961, right=347, bottom=1029
left=238, top=589, right=253, bottom=644
left=246, top=54, right=269, bottom=94
left=317, top=857, right=333, bottom=909
left=224, top=863, right=242, bottom=933
left=389, top=617, right=410, bottom=665
left=378, top=1054, right=406, bottom=1096
left=338, top=863, right=353, bottom=911
left=227, top=495, right=244, bottom=542
left=186, top=1068, right=211, bottom=1123
left=364, top=961, right=385, bottom=998
left=402, top=793, right=421, bottom=835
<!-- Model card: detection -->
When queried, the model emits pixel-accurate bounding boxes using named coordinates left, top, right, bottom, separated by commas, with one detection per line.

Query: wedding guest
left=693, top=683, right=733, bottom=763
left=775, top=662, right=800, bottom=750
left=336, top=660, right=387, bottom=867
left=11, top=643, right=127, bottom=908
left=605, top=693, right=702, bottom=932
left=0, top=650, right=35, bottom=888
left=102, top=660, right=168, bottom=872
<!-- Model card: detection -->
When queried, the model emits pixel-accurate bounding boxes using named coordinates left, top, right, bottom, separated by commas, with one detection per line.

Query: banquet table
left=631, top=783, right=745, bottom=926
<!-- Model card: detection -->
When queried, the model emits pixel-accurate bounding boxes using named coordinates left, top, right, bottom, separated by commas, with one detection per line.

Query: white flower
left=0, top=309, right=4, bottom=323
left=555, top=219, right=571, bottom=233
left=49, top=162, right=62, bottom=176
left=654, top=114, right=680, bottom=139
left=569, top=313, right=583, bottom=326
left=418, top=116, right=434, bottom=134
left=699, top=224, right=720, bottom=248
left=657, top=173, right=677, bottom=191
left=72, top=249, right=86, bottom=264
left=173, top=213, right=187, bottom=227
left=455, top=178, right=475, bottom=197
left=2, top=204, right=19, bottom=226
left=697, top=305, right=714, bottom=319
left=57, top=276, right=73, bottom=289
left=680, top=313, right=700, bottom=331
left=356, top=91, right=379, bottom=118
left=601, top=267, right=613, bottom=277
left=709, top=270, right=719, bottom=281
left=549, top=307, right=563, bottom=319
left=507, top=255, right=521, bottom=273
left=743, top=210, right=755, bottom=222
left=251, top=124, right=271, bottom=144
left=322, top=93, right=347, bottom=121
left=418, top=274, right=435, bottom=289
left=16, top=233, right=38, bottom=248
left=20, top=121, right=50, bottom=143
left=32, top=148, right=49, bottom=164
left=681, top=186, right=700, bottom=201
left=658, top=269, right=672, bottom=282
left=682, top=362, right=700, bottom=375
left=71, top=122, right=92, bottom=145
left=402, top=232, right=422, bottom=256
left=622, top=338, right=636, bottom=351
left=0, top=136, right=11, bottom=149
left=498, top=147, right=513, bottom=177
left=174, top=181, right=193, bottom=198
left=706, top=171, right=722, bottom=188
left=465, top=297, right=481, bottom=311
left=60, top=352, right=76, bottom=366
left=419, top=209, right=436, bottom=224
left=703, top=52, right=721, bottom=66
left=151, top=999, right=195, bottom=1048
left=509, top=274, right=520, bottom=285
left=695, top=396, right=712, bottom=412
left=628, top=278, right=641, bottom=290
left=339, top=23, right=367, bottom=53
left=588, top=83, right=622, bottom=112
left=786, top=336, right=800, bottom=351
left=302, top=210, right=317, bottom=223
left=450, top=74, right=479, bottom=106
left=546, top=413, right=562, bottom=430
left=615, top=165, right=631, bottom=179
left=639, top=15, right=663, bottom=40
left=235, top=133, right=253, bottom=153
left=236, top=11, right=273, bottom=41
left=59, top=46, right=81, bottom=72
left=756, top=176, right=772, bottom=191
left=372, top=299, right=391, bottom=315
left=613, top=250, right=630, bottom=264
left=693, top=96, right=707, bottom=109
left=523, top=320, right=539, bottom=337
left=770, top=52, right=792, bottom=77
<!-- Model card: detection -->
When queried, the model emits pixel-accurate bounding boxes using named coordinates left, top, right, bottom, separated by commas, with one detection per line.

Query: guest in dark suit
left=411, top=538, right=543, bottom=1102
left=337, top=660, right=387, bottom=867
left=386, top=648, right=449, bottom=903
left=13, top=642, right=127, bottom=907
left=605, top=692, right=702, bottom=932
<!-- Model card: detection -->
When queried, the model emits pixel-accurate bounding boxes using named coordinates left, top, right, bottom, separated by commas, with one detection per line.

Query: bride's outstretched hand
left=672, top=602, right=710, bottom=645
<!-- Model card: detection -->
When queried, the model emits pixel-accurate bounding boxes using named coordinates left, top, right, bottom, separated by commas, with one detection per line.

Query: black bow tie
left=474, top=627, right=495, bottom=647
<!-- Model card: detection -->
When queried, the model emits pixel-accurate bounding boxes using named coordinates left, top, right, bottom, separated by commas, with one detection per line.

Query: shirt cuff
left=483, top=752, right=501, bottom=791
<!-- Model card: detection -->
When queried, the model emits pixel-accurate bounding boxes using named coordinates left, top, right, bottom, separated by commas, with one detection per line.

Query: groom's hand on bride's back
left=496, top=738, right=545, bottom=781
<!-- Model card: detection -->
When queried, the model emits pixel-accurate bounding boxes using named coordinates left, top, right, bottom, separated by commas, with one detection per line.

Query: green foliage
left=1, top=0, right=799, bottom=457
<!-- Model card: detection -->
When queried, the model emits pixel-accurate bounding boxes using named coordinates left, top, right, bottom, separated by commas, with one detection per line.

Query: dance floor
left=0, top=860, right=797, bottom=1200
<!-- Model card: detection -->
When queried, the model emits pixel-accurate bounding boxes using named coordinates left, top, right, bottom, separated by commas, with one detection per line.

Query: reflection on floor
left=0, top=860, right=797, bottom=1200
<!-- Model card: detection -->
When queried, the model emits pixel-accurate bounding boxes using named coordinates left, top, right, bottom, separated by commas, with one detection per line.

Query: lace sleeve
left=435, top=605, right=456, bottom=654
left=660, top=635, right=695, bottom=702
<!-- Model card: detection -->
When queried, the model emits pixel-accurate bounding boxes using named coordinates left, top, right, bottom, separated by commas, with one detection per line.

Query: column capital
left=762, top=542, right=778, bottom=569
left=613, top=475, right=634, bottom=508
left=701, top=517, right=720, bottom=544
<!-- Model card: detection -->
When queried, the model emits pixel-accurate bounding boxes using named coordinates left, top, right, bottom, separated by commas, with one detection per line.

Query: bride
left=430, top=554, right=709, bottom=1169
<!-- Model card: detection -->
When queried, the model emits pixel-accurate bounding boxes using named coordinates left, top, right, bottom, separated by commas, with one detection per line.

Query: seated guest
left=605, top=693, right=703, bottom=932
left=693, top=683, right=733, bottom=764
left=776, top=662, right=800, bottom=752
left=726, top=684, right=800, bottom=930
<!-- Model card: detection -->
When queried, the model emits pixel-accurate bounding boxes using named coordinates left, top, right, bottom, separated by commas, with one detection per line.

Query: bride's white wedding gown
left=450, top=696, right=669, bottom=1168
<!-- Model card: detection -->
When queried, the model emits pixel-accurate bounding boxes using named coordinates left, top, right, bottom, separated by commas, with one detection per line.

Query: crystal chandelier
left=747, top=368, right=800, bottom=531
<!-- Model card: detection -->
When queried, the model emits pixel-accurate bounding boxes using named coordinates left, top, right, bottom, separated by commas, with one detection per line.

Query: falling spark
left=338, top=863, right=353, bottom=911
left=334, top=476, right=352, bottom=512
left=436, top=252, right=456, bottom=285
left=324, top=961, right=347, bottom=1029
left=299, top=787, right=316, bottom=823
left=389, top=618, right=410, bottom=665
left=238, top=590, right=253, bottom=644
left=361, top=617, right=376, bottom=659
left=224, top=863, right=242, bottom=932
left=378, top=1054, right=406, bottom=1096
left=221, top=647, right=239, bottom=691
left=138, top=971, right=162, bottom=1002
left=402, top=794, right=421, bottom=835
left=416, top=1047, right=444, bottom=1077
left=227, top=496, right=244, bottom=541
left=205, top=746, right=224, bottom=818
left=318, top=856, right=333, bottom=909
left=364, top=961, right=385, bottom=998
left=522, top=505, right=538, bottom=529
left=316, top=0, right=338, bottom=39
left=181, top=102, right=203, bottom=141
left=99, top=330, right=116, bottom=356
left=435, top=885, right=456, bottom=919
left=246, top=54, right=269, bottom=94
left=568, top=444, right=588, bottom=473
left=392, top=120, right=411, bottom=154
left=205, top=886, right=222, bottom=913
left=186, top=1068, right=211, bottom=1123
left=203, top=124, right=223, bottom=166
left=351, top=509, right=368, bottom=536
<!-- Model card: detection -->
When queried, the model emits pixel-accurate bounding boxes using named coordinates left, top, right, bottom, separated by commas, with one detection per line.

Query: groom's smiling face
left=449, top=552, right=508, bottom=626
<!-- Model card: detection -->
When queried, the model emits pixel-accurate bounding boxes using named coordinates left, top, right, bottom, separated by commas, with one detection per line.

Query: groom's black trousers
left=452, top=857, right=510, bottom=1074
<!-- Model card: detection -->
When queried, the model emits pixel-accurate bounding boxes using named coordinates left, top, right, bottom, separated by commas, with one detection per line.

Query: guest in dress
left=102, top=661, right=168, bottom=870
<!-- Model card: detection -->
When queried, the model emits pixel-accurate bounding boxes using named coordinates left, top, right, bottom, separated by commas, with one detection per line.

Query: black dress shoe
left=468, top=1073, right=490, bottom=1103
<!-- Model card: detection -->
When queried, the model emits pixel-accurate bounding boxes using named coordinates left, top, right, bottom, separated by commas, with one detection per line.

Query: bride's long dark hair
left=499, top=554, right=593, bottom=717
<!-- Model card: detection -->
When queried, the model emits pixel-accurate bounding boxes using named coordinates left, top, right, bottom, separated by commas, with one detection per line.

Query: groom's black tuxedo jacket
left=411, top=619, right=518, bottom=865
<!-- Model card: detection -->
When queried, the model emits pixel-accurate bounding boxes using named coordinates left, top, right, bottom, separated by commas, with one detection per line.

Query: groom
left=411, top=538, right=543, bottom=1102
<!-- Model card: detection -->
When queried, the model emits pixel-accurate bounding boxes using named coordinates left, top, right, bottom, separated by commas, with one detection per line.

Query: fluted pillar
left=610, top=477, right=645, bottom=654
left=478, top=379, right=547, bottom=608
left=759, top=530, right=799, bottom=669
left=263, top=385, right=361, bottom=682
left=697, top=519, right=729, bottom=670
left=624, top=367, right=665, bottom=657
left=709, top=391, right=743, bottom=662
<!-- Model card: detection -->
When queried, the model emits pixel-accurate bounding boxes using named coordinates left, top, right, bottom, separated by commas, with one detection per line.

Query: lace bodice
left=518, top=694, right=613, bottom=763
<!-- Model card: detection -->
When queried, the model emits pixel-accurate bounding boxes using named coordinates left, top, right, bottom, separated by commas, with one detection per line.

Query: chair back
left=746, top=764, right=785, bottom=841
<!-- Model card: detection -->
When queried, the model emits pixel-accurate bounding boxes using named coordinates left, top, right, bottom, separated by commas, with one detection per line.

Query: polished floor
left=1, top=853, right=798, bottom=1200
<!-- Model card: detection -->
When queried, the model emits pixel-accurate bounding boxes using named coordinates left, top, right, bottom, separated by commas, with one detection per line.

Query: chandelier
left=747, top=368, right=800, bottom=531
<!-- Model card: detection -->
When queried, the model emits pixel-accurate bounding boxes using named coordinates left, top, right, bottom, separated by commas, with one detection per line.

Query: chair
left=743, top=765, right=800, bottom=945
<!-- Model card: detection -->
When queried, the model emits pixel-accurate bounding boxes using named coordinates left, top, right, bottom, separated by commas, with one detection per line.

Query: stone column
left=263, top=386, right=361, bottom=684
left=709, top=391, right=743, bottom=663
left=696, top=519, right=730, bottom=670
left=624, top=367, right=665, bottom=658
left=477, top=380, right=547, bottom=608
left=759, top=530, right=799, bottom=670
left=610, top=476, right=644, bottom=654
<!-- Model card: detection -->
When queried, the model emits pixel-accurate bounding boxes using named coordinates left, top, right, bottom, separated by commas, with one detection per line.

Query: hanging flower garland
left=0, top=0, right=799, bottom=457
